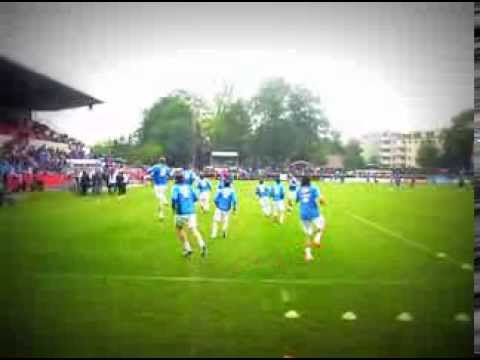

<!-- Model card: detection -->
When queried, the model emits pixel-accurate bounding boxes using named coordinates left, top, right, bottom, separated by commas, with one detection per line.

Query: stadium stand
left=0, top=56, right=102, bottom=194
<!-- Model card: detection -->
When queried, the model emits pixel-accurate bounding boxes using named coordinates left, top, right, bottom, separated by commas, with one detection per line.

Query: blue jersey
left=214, top=187, right=237, bottom=212
left=197, top=179, right=212, bottom=193
left=184, top=170, right=197, bottom=186
left=148, top=164, right=171, bottom=186
left=171, top=183, right=198, bottom=215
left=256, top=184, right=270, bottom=198
left=296, top=185, right=321, bottom=221
left=270, top=183, right=285, bottom=201
left=288, top=178, right=298, bottom=191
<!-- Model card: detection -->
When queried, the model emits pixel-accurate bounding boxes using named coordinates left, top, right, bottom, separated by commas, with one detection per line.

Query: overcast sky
left=0, top=2, right=473, bottom=145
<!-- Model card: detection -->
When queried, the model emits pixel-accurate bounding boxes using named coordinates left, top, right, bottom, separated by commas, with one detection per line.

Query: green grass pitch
left=0, top=181, right=474, bottom=357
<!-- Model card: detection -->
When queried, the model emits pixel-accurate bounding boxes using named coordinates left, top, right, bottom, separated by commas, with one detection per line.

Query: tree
left=127, top=143, right=164, bottom=165
left=209, top=100, right=252, bottom=163
left=416, top=141, right=440, bottom=169
left=367, top=154, right=381, bottom=166
left=249, top=78, right=331, bottom=166
left=286, top=85, right=330, bottom=162
left=343, top=140, right=365, bottom=169
left=250, top=78, right=292, bottom=166
left=91, top=140, right=114, bottom=157
left=441, top=109, right=473, bottom=170
left=139, top=94, right=196, bottom=166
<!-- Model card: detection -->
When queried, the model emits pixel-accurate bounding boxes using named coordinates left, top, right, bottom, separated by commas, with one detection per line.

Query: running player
left=184, top=167, right=198, bottom=187
left=256, top=179, right=271, bottom=217
left=287, top=174, right=298, bottom=212
left=270, top=177, right=286, bottom=224
left=171, top=172, right=207, bottom=258
left=296, top=176, right=326, bottom=262
left=147, top=157, right=171, bottom=220
left=197, top=173, right=213, bottom=213
left=211, top=179, right=237, bottom=239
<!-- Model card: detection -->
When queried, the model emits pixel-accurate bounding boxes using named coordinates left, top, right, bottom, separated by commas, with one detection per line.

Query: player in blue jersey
left=147, top=157, right=171, bottom=220
left=296, top=176, right=326, bottom=262
left=217, top=171, right=230, bottom=191
left=184, top=167, right=198, bottom=187
left=211, top=179, right=237, bottom=239
left=197, top=173, right=213, bottom=213
left=270, top=177, right=286, bottom=224
left=255, top=179, right=271, bottom=217
left=171, top=172, right=207, bottom=258
left=287, top=174, right=298, bottom=212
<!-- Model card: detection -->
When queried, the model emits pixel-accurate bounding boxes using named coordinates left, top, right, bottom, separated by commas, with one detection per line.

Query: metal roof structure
left=0, top=56, right=102, bottom=111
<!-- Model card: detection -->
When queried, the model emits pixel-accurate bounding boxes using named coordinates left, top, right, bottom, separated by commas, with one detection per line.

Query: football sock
left=211, top=222, right=218, bottom=238
left=192, top=229, right=205, bottom=248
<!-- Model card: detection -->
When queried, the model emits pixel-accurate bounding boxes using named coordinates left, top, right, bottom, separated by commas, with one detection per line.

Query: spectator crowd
left=0, top=118, right=88, bottom=197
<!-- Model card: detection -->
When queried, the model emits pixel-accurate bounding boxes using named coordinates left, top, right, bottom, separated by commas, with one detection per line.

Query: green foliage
left=343, top=139, right=365, bottom=169
left=440, top=110, right=473, bottom=170
left=250, top=78, right=331, bottom=166
left=140, top=95, right=195, bottom=166
left=112, top=80, right=345, bottom=167
left=0, top=183, right=473, bottom=357
left=367, top=154, right=380, bottom=166
left=416, top=141, right=440, bottom=169
left=126, top=143, right=164, bottom=166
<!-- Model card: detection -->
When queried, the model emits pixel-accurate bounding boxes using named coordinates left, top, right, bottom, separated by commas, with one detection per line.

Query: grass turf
left=0, top=181, right=474, bottom=357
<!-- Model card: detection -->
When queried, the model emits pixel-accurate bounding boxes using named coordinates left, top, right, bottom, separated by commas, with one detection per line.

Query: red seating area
left=4, top=171, right=72, bottom=192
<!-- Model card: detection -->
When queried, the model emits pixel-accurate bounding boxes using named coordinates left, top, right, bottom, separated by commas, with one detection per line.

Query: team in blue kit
left=171, top=171, right=207, bottom=258
left=296, top=176, right=326, bottom=262
left=255, top=179, right=271, bottom=217
left=147, top=157, right=172, bottom=220
left=211, top=178, right=237, bottom=239
left=147, top=159, right=327, bottom=261
left=197, top=174, right=213, bottom=213
left=270, top=177, right=286, bottom=224
left=287, top=174, right=298, bottom=212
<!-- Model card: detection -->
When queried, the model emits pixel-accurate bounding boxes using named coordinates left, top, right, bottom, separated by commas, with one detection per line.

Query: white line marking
left=346, top=211, right=466, bottom=269
left=33, top=272, right=418, bottom=286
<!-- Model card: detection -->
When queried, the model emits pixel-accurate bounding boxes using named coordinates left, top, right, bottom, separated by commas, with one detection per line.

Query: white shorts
left=213, top=208, right=230, bottom=223
left=199, top=192, right=210, bottom=202
left=154, top=185, right=167, bottom=202
left=302, top=216, right=325, bottom=235
left=175, top=214, right=197, bottom=229
left=259, top=197, right=270, bottom=207
left=288, top=190, right=296, bottom=201
left=272, top=200, right=285, bottom=213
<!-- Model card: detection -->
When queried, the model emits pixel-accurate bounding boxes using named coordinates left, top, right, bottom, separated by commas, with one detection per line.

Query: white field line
left=33, top=272, right=418, bottom=286
left=346, top=211, right=467, bottom=269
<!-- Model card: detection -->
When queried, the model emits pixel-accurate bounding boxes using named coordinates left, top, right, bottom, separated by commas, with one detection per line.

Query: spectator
left=108, top=168, right=117, bottom=194
left=80, top=170, right=90, bottom=196
left=92, top=168, right=103, bottom=194
left=116, top=170, right=127, bottom=196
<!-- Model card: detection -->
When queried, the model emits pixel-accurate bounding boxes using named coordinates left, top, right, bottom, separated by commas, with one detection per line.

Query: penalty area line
left=346, top=211, right=466, bottom=269
left=33, top=272, right=418, bottom=286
